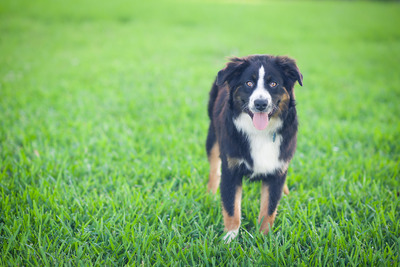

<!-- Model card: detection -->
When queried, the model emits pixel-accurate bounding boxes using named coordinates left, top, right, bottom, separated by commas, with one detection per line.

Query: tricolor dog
left=206, top=55, right=303, bottom=242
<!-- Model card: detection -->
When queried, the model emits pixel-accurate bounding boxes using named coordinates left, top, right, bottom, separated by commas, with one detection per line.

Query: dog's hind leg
left=283, top=184, right=289, bottom=195
left=207, top=143, right=221, bottom=194
left=206, top=124, right=221, bottom=194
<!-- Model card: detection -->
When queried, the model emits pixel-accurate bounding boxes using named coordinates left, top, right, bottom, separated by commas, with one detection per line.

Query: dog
left=206, top=55, right=303, bottom=242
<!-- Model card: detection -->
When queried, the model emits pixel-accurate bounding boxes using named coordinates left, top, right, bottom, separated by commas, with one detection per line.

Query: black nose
left=254, top=99, right=268, bottom=111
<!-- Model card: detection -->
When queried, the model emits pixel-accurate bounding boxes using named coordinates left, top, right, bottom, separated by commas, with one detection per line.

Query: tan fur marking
left=207, top=143, right=221, bottom=194
left=283, top=184, right=289, bottom=195
left=272, top=87, right=290, bottom=119
left=223, top=186, right=242, bottom=231
left=258, top=183, right=277, bottom=234
left=227, top=157, right=242, bottom=170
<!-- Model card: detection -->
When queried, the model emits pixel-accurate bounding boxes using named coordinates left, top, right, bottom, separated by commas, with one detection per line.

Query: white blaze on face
left=249, top=65, right=272, bottom=111
left=248, top=65, right=272, bottom=130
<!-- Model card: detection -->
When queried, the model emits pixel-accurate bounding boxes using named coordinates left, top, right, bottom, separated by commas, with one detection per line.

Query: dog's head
left=217, top=55, right=302, bottom=130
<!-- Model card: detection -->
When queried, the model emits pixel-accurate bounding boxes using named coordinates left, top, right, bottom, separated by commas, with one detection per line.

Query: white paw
left=223, top=229, right=239, bottom=243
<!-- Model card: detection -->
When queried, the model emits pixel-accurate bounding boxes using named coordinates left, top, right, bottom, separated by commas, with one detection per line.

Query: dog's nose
left=254, top=99, right=268, bottom=111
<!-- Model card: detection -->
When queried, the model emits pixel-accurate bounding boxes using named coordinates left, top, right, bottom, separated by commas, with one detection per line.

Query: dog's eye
left=246, top=81, right=254, bottom=88
left=269, top=82, right=277, bottom=88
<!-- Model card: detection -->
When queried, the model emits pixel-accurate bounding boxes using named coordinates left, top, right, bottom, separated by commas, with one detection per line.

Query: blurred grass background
left=1, top=0, right=399, bottom=265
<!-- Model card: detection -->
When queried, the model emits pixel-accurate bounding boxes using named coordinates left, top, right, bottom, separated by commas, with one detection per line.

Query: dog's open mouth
left=245, top=110, right=273, bottom=130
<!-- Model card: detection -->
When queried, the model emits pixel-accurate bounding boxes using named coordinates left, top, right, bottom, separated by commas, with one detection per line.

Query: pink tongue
left=253, top=113, right=269, bottom=130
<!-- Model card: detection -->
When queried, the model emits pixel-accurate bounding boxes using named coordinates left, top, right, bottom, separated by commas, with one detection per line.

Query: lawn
left=1, top=0, right=399, bottom=265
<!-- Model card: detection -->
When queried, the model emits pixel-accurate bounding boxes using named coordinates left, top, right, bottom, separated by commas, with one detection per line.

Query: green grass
left=1, top=0, right=400, bottom=265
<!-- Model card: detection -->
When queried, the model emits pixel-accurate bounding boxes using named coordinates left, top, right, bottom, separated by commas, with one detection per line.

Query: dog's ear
left=275, top=56, right=303, bottom=87
left=216, top=57, right=248, bottom=87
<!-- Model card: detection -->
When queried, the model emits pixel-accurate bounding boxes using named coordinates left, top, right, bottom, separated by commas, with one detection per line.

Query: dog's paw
left=223, top=229, right=239, bottom=244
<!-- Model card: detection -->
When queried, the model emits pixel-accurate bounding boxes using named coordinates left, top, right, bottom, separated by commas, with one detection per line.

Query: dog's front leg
left=220, top=165, right=243, bottom=243
left=258, top=174, right=286, bottom=234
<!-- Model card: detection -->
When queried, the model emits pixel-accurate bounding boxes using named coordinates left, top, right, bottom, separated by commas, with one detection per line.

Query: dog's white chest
left=249, top=132, right=283, bottom=175
left=233, top=113, right=286, bottom=176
